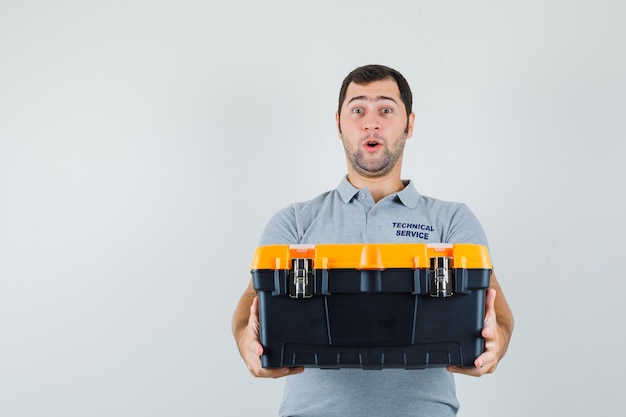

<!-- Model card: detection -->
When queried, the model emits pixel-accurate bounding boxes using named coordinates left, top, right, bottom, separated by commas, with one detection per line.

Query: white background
left=1, top=1, right=625, bottom=416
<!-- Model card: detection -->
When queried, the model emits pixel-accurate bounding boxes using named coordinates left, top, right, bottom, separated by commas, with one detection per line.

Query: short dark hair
left=337, top=64, right=413, bottom=118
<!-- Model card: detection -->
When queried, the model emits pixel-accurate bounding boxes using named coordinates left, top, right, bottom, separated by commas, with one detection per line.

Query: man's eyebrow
left=347, top=95, right=398, bottom=105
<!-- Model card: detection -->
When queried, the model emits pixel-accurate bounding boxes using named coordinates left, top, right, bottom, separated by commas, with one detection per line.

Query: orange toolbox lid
left=250, top=243, right=492, bottom=271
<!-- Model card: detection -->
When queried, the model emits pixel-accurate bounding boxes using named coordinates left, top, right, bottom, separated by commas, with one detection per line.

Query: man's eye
left=381, top=108, right=392, bottom=114
left=352, top=108, right=363, bottom=114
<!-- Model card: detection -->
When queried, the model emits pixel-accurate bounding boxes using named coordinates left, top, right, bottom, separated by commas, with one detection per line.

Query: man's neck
left=346, top=172, right=405, bottom=203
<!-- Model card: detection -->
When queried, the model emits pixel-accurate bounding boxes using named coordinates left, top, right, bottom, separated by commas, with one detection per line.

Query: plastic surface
left=251, top=243, right=491, bottom=369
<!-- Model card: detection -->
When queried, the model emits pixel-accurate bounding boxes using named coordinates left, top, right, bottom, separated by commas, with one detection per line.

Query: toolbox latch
left=289, top=258, right=313, bottom=298
left=429, top=257, right=454, bottom=297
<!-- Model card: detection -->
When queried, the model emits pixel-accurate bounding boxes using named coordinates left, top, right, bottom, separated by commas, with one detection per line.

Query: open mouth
left=364, top=139, right=381, bottom=150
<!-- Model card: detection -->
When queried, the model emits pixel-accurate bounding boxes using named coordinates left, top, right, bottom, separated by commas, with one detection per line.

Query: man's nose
left=363, top=116, right=380, bottom=131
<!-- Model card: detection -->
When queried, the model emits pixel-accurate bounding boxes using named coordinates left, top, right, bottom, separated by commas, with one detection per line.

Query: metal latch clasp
left=289, top=258, right=313, bottom=298
left=429, top=256, right=454, bottom=297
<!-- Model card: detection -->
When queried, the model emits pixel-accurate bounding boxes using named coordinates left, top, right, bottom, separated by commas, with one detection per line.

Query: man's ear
left=335, top=112, right=342, bottom=138
left=406, top=112, right=416, bottom=138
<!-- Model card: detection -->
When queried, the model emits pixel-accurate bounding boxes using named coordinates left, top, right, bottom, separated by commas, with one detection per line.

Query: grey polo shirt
left=259, top=175, right=488, bottom=248
left=258, top=176, right=490, bottom=417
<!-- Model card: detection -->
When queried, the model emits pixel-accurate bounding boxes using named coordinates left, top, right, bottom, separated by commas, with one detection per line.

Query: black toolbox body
left=251, top=243, right=491, bottom=370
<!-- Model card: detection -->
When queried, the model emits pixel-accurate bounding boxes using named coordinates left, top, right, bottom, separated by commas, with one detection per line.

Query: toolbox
left=251, top=243, right=491, bottom=369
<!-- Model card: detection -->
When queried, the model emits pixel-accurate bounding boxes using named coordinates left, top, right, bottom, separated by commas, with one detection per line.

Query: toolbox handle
left=357, top=244, right=384, bottom=270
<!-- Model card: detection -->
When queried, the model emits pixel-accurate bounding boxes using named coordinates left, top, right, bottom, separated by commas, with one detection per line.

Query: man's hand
left=447, top=287, right=510, bottom=377
left=235, top=296, right=304, bottom=378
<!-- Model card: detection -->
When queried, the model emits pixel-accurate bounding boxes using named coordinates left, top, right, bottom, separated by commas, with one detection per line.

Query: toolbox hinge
left=289, top=258, right=313, bottom=298
left=429, top=256, right=454, bottom=297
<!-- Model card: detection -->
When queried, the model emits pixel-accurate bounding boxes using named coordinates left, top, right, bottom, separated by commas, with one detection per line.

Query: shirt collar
left=337, top=176, right=420, bottom=208
left=395, top=180, right=419, bottom=208
left=337, top=175, right=361, bottom=203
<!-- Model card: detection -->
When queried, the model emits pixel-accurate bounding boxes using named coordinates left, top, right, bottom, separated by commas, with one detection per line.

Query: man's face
left=336, top=79, right=415, bottom=178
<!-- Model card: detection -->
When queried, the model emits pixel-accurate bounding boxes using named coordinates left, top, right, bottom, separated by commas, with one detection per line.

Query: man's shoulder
left=414, top=192, right=469, bottom=211
left=284, top=188, right=341, bottom=211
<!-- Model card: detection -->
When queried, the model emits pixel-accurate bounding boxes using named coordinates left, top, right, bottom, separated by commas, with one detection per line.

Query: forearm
left=490, top=271, right=514, bottom=355
left=232, top=279, right=256, bottom=342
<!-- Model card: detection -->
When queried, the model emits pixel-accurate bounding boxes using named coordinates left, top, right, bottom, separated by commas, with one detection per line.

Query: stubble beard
left=341, top=134, right=406, bottom=178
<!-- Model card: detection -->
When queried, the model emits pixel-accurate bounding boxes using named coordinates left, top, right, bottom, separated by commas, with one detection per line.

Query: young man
left=232, top=64, right=514, bottom=416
